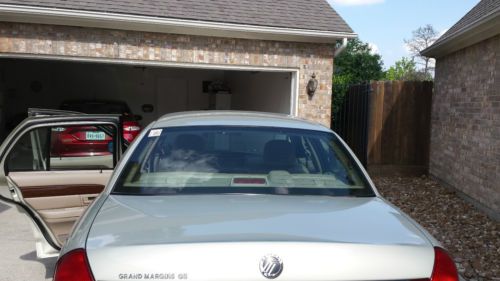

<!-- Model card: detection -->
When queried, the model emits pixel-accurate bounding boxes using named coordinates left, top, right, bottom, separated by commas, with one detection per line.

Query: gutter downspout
left=334, top=38, right=349, bottom=57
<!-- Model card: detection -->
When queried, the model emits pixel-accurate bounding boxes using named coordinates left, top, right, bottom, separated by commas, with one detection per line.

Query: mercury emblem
left=259, top=254, right=283, bottom=279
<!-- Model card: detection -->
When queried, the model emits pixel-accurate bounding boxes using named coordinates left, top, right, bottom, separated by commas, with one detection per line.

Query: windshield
left=112, top=126, right=374, bottom=197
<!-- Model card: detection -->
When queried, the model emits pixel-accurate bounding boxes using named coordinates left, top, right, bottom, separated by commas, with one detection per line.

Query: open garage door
left=0, top=58, right=297, bottom=139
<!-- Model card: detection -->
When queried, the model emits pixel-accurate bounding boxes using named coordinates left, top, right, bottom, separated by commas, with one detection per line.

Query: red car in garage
left=51, top=100, right=142, bottom=157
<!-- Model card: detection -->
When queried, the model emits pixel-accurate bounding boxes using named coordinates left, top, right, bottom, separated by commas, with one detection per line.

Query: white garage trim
left=0, top=53, right=300, bottom=116
left=291, top=71, right=299, bottom=116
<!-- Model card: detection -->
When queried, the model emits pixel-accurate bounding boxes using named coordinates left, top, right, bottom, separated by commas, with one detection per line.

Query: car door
left=0, top=114, right=123, bottom=258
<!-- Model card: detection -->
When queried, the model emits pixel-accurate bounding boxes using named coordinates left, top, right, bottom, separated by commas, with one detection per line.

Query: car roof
left=153, top=111, right=332, bottom=133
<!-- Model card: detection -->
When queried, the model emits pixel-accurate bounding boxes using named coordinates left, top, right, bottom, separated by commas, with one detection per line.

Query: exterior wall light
left=307, top=73, right=318, bottom=100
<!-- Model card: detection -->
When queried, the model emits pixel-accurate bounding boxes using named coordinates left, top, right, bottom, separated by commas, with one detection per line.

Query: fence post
left=360, top=82, right=372, bottom=167
left=367, top=81, right=382, bottom=166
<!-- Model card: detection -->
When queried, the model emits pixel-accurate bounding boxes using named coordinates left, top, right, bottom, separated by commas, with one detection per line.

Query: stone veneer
left=0, top=22, right=335, bottom=126
left=430, top=35, right=500, bottom=219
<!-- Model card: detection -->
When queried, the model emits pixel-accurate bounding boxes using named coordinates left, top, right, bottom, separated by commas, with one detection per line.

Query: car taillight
left=123, top=120, right=141, bottom=132
left=53, top=249, right=95, bottom=281
left=123, top=125, right=141, bottom=131
left=430, top=247, right=458, bottom=281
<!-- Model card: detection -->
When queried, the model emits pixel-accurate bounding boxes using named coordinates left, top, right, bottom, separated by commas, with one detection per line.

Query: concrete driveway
left=0, top=201, right=56, bottom=281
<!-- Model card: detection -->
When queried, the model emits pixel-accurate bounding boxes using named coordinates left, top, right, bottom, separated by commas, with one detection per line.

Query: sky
left=327, top=0, right=480, bottom=69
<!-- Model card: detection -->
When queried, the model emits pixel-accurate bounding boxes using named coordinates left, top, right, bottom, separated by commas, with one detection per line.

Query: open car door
left=0, top=112, right=123, bottom=258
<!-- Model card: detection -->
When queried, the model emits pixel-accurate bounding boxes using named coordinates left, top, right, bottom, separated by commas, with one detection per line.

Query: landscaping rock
left=373, top=176, right=500, bottom=281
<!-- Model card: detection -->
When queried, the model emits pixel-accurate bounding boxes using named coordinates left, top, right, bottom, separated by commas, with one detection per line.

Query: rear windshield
left=112, top=126, right=374, bottom=197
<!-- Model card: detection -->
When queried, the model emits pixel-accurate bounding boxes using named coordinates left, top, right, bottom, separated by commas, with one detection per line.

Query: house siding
left=0, top=22, right=334, bottom=126
left=430, top=34, right=500, bottom=218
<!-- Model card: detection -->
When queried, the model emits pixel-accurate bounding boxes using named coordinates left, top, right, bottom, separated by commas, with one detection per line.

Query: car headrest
left=263, top=140, right=296, bottom=167
left=173, top=134, right=205, bottom=152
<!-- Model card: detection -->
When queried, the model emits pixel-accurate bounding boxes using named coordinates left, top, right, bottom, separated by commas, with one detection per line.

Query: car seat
left=262, top=140, right=307, bottom=173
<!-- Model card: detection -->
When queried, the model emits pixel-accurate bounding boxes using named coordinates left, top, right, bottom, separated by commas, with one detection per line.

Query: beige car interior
left=9, top=170, right=112, bottom=245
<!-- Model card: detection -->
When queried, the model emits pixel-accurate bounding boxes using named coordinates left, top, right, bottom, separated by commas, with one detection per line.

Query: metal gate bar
left=332, top=83, right=371, bottom=167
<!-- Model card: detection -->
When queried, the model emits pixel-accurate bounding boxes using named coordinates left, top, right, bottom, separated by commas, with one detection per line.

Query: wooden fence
left=367, top=81, right=433, bottom=175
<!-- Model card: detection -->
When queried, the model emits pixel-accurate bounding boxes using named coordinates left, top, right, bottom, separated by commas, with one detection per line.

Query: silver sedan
left=0, top=110, right=458, bottom=281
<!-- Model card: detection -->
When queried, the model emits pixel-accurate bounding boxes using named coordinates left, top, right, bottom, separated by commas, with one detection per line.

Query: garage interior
left=0, top=58, right=295, bottom=139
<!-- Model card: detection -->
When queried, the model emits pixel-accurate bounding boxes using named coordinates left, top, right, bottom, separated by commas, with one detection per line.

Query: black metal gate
left=332, top=83, right=371, bottom=167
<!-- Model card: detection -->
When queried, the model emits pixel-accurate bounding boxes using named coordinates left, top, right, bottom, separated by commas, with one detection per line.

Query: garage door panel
left=20, top=184, right=104, bottom=198
left=25, top=193, right=100, bottom=210
left=23, top=193, right=98, bottom=244
left=37, top=204, right=83, bottom=243
left=8, top=170, right=112, bottom=187
left=8, top=170, right=111, bottom=244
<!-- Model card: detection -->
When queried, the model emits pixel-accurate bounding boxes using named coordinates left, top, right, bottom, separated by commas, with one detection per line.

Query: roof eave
left=421, top=8, right=500, bottom=58
left=0, top=4, right=357, bottom=43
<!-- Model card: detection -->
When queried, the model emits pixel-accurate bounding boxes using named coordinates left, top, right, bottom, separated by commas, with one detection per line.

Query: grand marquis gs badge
left=259, top=254, right=283, bottom=279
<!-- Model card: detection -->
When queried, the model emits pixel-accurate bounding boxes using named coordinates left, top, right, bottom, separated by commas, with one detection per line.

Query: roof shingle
left=0, top=0, right=354, bottom=33
left=433, top=0, right=500, bottom=45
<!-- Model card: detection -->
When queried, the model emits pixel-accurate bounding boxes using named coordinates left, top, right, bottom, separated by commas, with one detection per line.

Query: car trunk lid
left=86, top=194, right=434, bottom=280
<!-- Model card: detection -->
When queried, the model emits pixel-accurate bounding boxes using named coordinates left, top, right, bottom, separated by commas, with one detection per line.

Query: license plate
left=85, top=131, right=106, bottom=140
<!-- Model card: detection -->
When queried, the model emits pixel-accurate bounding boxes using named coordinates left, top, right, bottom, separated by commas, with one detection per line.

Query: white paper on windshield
left=148, top=129, right=162, bottom=137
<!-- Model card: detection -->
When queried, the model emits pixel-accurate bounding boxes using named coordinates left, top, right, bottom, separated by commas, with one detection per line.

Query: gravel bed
left=373, top=176, right=500, bottom=281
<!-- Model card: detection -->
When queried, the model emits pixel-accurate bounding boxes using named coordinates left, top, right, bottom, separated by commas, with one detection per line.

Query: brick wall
left=0, top=22, right=334, bottom=126
left=430, top=35, right=500, bottom=218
